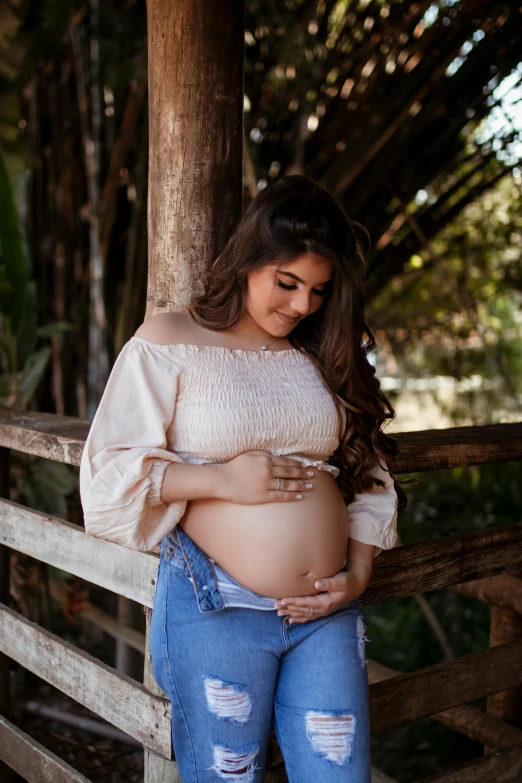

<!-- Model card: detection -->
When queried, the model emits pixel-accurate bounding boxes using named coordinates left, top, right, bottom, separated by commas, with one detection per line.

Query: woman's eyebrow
left=278, top=270, right=331, bottom=286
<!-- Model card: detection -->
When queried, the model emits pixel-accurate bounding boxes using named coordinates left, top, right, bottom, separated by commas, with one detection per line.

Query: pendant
left=261, top=345, right=268, bottom=350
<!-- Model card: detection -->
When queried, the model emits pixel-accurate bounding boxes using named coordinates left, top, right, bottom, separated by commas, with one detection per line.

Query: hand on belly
left=179, top=469, right=350, bottom=598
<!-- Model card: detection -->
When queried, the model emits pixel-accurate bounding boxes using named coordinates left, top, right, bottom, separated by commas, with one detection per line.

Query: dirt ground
left=9, top=679, right=144, bottom=782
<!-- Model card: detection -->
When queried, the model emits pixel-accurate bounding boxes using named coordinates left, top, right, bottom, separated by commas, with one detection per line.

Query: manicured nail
left=296, top=494, right=303, bottom=499
left=305, top=483, right=313, bottom=489
left=315, top=580, right=325, bottom=589
left=306, top=470, right=314, bottom=476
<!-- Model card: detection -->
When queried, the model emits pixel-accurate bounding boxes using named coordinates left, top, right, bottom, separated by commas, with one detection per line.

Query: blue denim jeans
left=149, top=528, right=372, bottom=782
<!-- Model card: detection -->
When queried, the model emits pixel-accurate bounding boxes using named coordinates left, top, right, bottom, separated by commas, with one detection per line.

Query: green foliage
left=372, top=174, right=522, bottom=424
left=0, top=141, right=28, bottom=334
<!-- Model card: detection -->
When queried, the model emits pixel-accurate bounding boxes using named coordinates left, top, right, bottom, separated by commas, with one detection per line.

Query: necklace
left=233, top=326, right=282, bottom=351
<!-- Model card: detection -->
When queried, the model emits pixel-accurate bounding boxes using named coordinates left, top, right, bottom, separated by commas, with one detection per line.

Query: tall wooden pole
left=485, top=564, right=522, bottom=753
left=143, top=1, right=244, bottom=779
left=146, top=0, right=245, bottom=318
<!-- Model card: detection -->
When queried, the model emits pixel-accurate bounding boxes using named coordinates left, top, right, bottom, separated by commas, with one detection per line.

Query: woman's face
left=244, top=253, right=333, bottom=336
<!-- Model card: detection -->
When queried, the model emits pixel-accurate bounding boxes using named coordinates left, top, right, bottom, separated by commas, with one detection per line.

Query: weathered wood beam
left=41, top=577, right=146, bottom=654
left=0, top=716, right=92, bottom=783
left=370, top=637, right=522, bottom=732
left=450, top=574, right=522, bottom=614
left=411, top=741, right=522, bottom=783
left=0, top=407, right=520, bottom=473
left=368, top=659, right=522, bottom=749
left=0, top=408, right=87, bottom=465
left=363, top=521, right=522, bottom=605
left=0, top=499, right=158, bottom=607
left=2, top=497, right=522, bottom=606
left=0, top=603, right=172, bottom=757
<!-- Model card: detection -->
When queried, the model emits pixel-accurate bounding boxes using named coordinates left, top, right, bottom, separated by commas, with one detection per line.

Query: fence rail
left=0, top=408, right=521, bottom=782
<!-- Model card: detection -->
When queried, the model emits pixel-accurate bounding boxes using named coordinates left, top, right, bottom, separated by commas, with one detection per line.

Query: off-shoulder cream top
left=79, top=336, right=398, bottom=554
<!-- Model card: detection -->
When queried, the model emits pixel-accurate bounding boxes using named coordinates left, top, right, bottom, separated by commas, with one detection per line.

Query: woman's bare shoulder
left=133, top=310, right=196, bottom=346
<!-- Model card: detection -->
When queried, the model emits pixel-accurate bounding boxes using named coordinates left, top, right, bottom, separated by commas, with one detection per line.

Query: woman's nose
left=290, top=290, right=313, bottom=315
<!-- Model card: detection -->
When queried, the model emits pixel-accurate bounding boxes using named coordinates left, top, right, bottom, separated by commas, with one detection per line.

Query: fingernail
left=315, top=580, right=325, bottom=589
left=296, top=494, right=303, bottom=499
left=305, top=483, right=313, bottom=489
left=306, top=470, right=314, bottom=477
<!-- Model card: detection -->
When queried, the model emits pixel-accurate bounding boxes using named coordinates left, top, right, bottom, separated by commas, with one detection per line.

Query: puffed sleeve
left=79, top=337, right=188, bottom=551
left=347, top=457, right=398, bottom=558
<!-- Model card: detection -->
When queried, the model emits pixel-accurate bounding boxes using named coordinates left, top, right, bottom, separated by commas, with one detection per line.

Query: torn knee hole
left=306, top=710, right=356, bottom=766
left=203, top=675, right=252, bottom=724
left=208, top=741, right=260, bottom=782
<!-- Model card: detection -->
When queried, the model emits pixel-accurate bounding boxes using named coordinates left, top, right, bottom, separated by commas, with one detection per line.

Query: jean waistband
left=163, top=527, right=225, bottom=612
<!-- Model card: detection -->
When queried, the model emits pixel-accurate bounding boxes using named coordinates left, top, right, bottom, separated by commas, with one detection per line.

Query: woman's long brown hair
left=187, top=174, right=408, bottom=511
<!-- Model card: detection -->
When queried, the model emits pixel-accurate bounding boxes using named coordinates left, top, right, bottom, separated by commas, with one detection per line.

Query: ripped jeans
left=149, top=528, right=372, bottom=782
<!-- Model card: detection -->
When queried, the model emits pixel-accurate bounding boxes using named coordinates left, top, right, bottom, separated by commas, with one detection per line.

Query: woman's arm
left=79, top=337, right=191, bottom=551
left=160, top=461, right=223, bottom=504
left=346, top=457, right=399, bottom=560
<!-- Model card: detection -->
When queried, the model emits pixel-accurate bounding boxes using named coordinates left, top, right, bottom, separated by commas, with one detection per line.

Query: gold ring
left=309, top=607, right=314, bottom=617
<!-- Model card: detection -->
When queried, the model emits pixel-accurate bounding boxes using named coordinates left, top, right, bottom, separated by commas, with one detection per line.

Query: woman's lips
left=275, top=311, right=299, bottom=325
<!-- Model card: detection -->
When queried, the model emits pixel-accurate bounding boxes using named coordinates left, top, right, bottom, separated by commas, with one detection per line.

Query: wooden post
left=486, top=564, right=522, bottom=753
left=143, top=607, right=181, bottom=783
left=143, top=0, right=244, bottom=779
left=145, top=0, right=245, bottom=317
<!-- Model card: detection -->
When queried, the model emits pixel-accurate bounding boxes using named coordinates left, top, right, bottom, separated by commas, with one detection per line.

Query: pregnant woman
left=80, top=175, right=405, bottom=782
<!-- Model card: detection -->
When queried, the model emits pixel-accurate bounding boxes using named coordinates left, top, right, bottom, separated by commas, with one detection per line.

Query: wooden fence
left=0, top=408, right=521, bottom=782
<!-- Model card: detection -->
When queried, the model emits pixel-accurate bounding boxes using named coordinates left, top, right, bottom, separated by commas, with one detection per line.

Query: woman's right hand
left=214, top=450, right=315, bottom=504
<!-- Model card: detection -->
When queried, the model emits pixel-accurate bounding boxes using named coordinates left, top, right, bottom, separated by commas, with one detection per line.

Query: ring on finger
left=276, top=477, right=281, bottom=491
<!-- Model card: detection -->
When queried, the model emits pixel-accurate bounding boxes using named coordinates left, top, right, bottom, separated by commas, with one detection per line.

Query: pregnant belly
left=178, top=468, right=349, bottom=599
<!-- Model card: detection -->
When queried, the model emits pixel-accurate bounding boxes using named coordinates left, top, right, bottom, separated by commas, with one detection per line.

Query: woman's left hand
left=273, top=569, right=369, bottom=624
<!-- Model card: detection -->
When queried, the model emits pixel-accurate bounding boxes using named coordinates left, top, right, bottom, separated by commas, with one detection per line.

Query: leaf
left=0, top=140, right=28, bottom=333
left=17, top=345, right=51, bottom=408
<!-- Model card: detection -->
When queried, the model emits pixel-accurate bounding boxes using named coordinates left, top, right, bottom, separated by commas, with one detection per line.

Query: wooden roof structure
left=243, top=0, right=522, bottom=295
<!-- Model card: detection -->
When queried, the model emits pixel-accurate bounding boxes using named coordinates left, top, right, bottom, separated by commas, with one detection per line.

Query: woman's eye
left=277, top=280, right=329, bottom=297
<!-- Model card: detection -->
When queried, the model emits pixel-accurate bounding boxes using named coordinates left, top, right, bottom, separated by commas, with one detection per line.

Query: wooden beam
left=0, top=408, right=519, bottom=474
left=370, top=638, right=522, bottom=732
left=368, top=659, right=522, bottom=749
left=3, top=496, right=522, bottom=607
left=0, top=716, right=92, bottom=783
left=451, top=574, right=522, bottom=613
left=363, top=521, right=522, bottom=605
left=41, top=578, right=146, bottom=654
left=393, top=422, right=522, bottom=473
left=0, top=603, right=172, bottom=757
left=0, top=408, right=87, bottom=465
left=0, top=499, right=158, bottom=607
left=411, top=741, right=522, bottom=783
